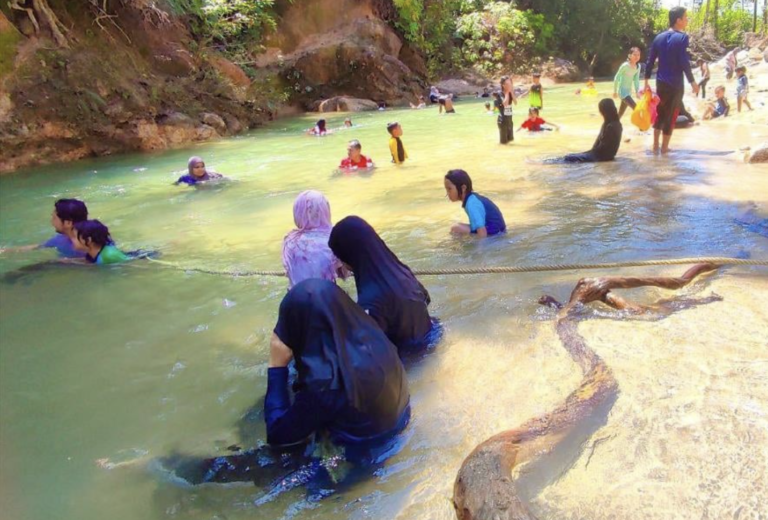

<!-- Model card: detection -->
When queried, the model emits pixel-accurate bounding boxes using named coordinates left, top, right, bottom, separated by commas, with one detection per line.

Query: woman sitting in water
left=307, top=119, right=330, bottom=136
left=73, top=220, right=132, bottom=265
left=282, top=190, right=345, bottom=289
left=444, top=169, right=506, bottom=238
left=109, top=279, right=411, bottom=488
left=557, top=98, right=622, bottom=163
left=329, top=216, right=438, bottom=352
left=175, top=156, right=224, bottom=186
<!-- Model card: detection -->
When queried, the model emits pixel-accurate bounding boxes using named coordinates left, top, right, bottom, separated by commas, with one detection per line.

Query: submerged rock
left=747, top=142, right=768, bottom=164
left=314, top=97, right=378, bottom=112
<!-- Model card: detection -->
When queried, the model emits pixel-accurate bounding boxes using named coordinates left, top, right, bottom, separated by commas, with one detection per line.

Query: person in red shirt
left=339, top=140, right=374, bottom=170
left=518, top=107, right=560, bottom=133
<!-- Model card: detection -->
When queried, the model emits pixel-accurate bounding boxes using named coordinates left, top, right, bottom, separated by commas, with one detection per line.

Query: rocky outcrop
left=314, top=96, right=379, bottom=112
left=258, top=0, right=426, bottom=108
left=747, top=143, right=768, bottom=164
left=541, top=57, right=581, bottom=82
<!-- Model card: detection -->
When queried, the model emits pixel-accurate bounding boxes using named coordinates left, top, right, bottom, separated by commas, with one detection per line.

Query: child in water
left=703, top=86, right=730, bottom=120
left=484, top=102, right=493, bottom=114
left=175, top=156, right=224, bottom=186
left=529, top=72, right=544, bottom=110
left=307, top=119, right=329, bottom=136
left=444, top=169, right=506, bottom=238
left=438, top=95, right=456, bottom=114
left=410, top=96, right=427, bottom=109
left=339, top=140, right=374, bottom=170
left=387, top=122, right=408, bottom=165
left=518, top=108, right=559, bottom=132
left=735, top=66, right=752, bottom=113
left=72, top=220, right=131, bottom=265
left=586, top=77, right=596, bottom=89
left=344, top=118, right=353, bottom=127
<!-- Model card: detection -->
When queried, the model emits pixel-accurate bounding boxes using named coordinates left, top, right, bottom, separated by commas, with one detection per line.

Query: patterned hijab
left=282, top=190, right=339, bottom=288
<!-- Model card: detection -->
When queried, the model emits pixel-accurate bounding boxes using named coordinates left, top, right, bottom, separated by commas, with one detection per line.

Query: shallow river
left=1, top=83, right=767, bottom=520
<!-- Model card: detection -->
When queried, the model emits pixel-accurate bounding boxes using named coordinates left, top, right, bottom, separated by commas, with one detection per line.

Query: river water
left=1, top=84, right=767, bottom=520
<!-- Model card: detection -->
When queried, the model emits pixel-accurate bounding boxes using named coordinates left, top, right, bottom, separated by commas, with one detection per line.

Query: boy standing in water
left=645, top=6, right=699, bottom=155
left=529, top=72, right=544, bottom=110
left=613, top=47, right=641, bottom=120
left=387, top=122, right=408, bottom=165
left=735, top=67, right=752, bottom=113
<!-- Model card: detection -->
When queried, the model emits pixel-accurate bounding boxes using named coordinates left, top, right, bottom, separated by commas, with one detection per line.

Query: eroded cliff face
left=0, top=0, right=425, bottom=173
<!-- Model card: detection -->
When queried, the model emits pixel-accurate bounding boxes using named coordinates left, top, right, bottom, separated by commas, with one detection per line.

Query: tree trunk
left=713, top=0, right=719, bottom=39
left=763, top=0, right=767, bottom=34
left=754, top=0, right=759, bottom=33
left=704, top=0, right=711, bottom=26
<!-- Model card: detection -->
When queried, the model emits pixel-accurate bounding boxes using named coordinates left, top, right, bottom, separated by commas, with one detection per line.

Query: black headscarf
left=328, top=216, right=432, bottom=348
left=274, top=279, right=409, bottom=424
left=598, top=98, right=620, bottom=123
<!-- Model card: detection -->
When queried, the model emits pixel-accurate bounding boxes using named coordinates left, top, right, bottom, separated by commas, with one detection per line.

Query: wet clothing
left=269, top=280, right=411, bottom=446
left=712, top=98, right=730, bottom=118
left=737, top=75, right=749, bottom=99
left=645, top=30, right=695, bottom=90
left=340, top=155, right=372, bottom=169
left=389, top=137, right=407, bottom=164
left=41, top=233, right=85, bottom=259
left=86, top=245, right=131, bottom=265
left=522, top=117, right=547, bottom=132
left=655, top=81, right=684, bottom=135
left=614, top=62, right=640, bottom=100
left=329, top=216, right=434, bottom=352
left=175, top=172, right=223, bottom=186
left=282, top=190, right=341, bottom=289
left=464, top=193, right=506, bottom=236
left=495, top=92, right=515, bottom=144
left=617, top=96, right=637, bottom=120
left=529, top=84, right=543, bottom=109
left=564, top=98, right=622, bottom=163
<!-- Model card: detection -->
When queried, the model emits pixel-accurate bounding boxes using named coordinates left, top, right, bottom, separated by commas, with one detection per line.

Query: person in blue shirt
left=444, top=169, right=506, bottom=238
left=644, top=6, right=699, bottom=155
left=174, top=156, right=224, bottom=186
left=0, top=199, right=88, bottom=258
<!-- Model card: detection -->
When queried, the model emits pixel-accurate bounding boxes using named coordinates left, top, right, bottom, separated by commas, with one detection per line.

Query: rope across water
left=146, top=257, right=768, bottom=278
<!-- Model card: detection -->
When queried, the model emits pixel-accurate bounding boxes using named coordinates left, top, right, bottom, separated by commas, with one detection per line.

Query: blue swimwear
left=40, top=233, right=84, bottom=258
left=175, top=172, right=223, bottom=186
left=464, top=193, right=506, bottom=235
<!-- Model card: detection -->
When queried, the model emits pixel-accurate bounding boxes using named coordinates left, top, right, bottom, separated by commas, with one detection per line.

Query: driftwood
left=452, top=263, right=720, bottom=520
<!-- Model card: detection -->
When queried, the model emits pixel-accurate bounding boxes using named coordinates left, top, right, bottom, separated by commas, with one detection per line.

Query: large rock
left=315, top=96, right=378, bottom=112
left=541, top=57, right=580, bottom=83
left=747, top=142, right=768, bottom=164
left=201, top=112, right=227, bottom=133
left=209, top=55, right=251, bottom=88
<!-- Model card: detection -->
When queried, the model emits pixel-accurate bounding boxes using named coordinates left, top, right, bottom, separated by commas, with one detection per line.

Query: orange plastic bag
left=631, top=90, right=653, bottom=131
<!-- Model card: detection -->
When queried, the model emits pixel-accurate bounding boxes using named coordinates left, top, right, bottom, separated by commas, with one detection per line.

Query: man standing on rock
left=645, top=6, right=699, bottom=155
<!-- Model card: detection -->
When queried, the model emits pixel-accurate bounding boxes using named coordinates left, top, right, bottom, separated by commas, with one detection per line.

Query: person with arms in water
left=1, top=199, right=89, bottom=258
left=175, top=156, right=224, bottom=186
left=444, top=169, right=506, bottom=238
left=517, top=107, right=559, bottom=133
left=387, top=122, right=408, bottom=165
left=553, top=98, right=622, bottom=163
left=329, top=216, right=437, bottom=352
left=72, top=220, right=132, bottom=265
left=613, top=47, right=641, bottom=120
left=339, top=140, right=373, bottom=171
left=644, top=6, right=699, bottom=155
left=282, top=190, right=345, bottom=289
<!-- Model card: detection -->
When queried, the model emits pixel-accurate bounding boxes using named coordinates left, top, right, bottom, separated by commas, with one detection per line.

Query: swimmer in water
left=438, top=95, right=456, bottom=114
left=72, top=220, right=134, bottom=265
left=517, top=107, right=560, bottom=133
left=554, top=98, right=622, bottom=163
left=339, top=140, right=374, bottom=170
left=174, top=156, right=224, bottom=186
left=307, top=119, right=330, bottom=136
left=444, top=169, right=506, bottom=238
left=387, top=122, right=408, bottom=165
left=344, top=118, right=353, bottom=127
left=410, top=96, right=427, bottom=109
left=0, top=199, right=89, bottom=258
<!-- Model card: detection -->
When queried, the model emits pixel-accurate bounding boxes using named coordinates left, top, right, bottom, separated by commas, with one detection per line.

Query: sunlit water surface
left=1, top=83, right=767, bottom=520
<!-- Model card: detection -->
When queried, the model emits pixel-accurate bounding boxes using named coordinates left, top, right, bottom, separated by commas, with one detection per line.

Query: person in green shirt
left=528, top=72, right=544, bottom=110
left=73, top=220, right=131, bottom=265
left=613, top=47, right=642, bottom=120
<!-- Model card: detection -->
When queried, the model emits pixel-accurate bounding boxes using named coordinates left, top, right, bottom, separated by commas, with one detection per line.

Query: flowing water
left=1, top=84, right=767, bottom=520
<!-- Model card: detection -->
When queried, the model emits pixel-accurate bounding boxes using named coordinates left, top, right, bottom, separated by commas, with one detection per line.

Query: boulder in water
left=747, top=143, right=768, bottom=163
left=201, top=112, right=227, bottom=133
left=314, top=97, right=378, bottom=112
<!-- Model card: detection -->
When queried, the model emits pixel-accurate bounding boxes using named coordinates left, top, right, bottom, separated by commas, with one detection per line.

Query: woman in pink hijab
left=282, top=190, right=344, bottom=288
